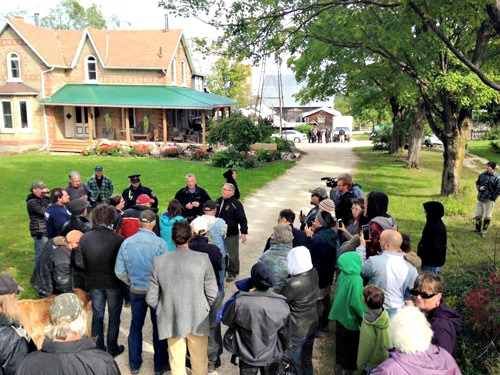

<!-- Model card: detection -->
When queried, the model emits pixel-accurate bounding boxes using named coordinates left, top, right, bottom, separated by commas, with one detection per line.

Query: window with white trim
left=18, top=100, right=31, bottom=132
left=7, top=53, right=21, bottom=81
left=0, top=101, right=14, bottom=133
left=171, top=58, right=177, bottom=85
left=181, top=61, right=186, bottom=85
left=85, top=55, right=98, bottom=82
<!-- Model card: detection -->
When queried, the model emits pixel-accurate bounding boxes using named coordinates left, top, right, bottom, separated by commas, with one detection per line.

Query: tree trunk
left=407, top=100, right=426, bottom=169
left=389, top=97, right=407, bottom=154
left=440, top=108, right=472, bottom=196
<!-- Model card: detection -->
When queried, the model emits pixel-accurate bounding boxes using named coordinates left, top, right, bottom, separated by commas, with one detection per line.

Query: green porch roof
left=40, top=84, right=237, bottom=109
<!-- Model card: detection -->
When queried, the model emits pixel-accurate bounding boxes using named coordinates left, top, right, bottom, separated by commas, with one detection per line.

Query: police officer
left=122, top=174, right=158, bottom=210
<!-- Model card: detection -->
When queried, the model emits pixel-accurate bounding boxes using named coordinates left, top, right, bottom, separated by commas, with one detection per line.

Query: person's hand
left=304, top=225, right=314, bottom=237
left=480, top=186, right=486, bottom=191
left=192, top=201, right=200, bottom=207
left=299, top=212, right=305, bottom=222
left=359, top=233, right=366, bottom=248
left=186, top=202, right=193, bottom=209
left=241, top=234, right=247, bottom=244
left=80, top=195, right=88, bottom=201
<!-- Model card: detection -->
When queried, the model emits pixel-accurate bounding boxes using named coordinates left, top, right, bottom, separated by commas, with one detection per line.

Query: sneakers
left=109, top=344, right=125, bottom=357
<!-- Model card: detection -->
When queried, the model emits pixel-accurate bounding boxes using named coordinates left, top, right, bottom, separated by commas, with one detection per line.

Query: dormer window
left=7, top=53, right=21, bottom=81
left=85, top=55, right=98, bottom=82
left=171, top=58, right=177, bottom=85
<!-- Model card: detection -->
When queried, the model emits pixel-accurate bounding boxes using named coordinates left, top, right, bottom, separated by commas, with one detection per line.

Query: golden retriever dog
left=17, top=288, right=92, bottom=348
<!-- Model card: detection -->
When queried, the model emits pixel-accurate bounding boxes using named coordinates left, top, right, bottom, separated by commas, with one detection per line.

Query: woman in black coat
left=417, top=201, right=447, bottom=274
left=223, top=169, right=240, bottom=200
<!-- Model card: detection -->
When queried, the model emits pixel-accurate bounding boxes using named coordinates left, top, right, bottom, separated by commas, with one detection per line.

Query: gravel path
left=114, top=140, right=365, bottom=374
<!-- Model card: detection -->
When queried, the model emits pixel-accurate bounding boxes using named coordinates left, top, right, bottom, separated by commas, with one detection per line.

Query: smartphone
left=337, top=218, right=343, bottom=228
left=362, top=224, right=370, bottom=240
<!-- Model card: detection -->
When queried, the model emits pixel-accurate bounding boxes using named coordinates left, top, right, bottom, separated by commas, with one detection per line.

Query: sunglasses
left=130, top=179, right=140, bottom=183
left=410, top=289, right=436, bottom=299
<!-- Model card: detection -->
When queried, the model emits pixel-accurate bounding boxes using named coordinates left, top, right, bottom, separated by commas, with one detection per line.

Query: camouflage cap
left=49, top=293, right=83, bottom=325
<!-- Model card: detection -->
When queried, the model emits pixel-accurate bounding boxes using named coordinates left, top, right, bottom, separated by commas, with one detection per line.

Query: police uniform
left=122, top=174, right=158, bottom=210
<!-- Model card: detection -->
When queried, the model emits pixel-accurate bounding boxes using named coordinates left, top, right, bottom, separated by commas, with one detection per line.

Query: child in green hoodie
left=357, top=285, right=392, bottom=374
left=328, top=251, right=366, bottom=374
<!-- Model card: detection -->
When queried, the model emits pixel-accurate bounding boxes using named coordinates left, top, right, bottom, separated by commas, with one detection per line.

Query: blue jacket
left=115, top=229, right=168, bottom=293
left=45, top=204, right=71, bottom=238
left=159, top=213, right=184, bottom=251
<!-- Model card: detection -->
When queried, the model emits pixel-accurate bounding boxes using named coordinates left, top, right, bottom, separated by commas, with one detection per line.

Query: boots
left=481, top=219, right=491, bottom=235
left=475, top=217, right=482, bottom=233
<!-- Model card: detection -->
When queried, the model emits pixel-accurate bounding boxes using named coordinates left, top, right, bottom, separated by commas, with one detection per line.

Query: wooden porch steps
left=49, top=140, right=93, bottom=153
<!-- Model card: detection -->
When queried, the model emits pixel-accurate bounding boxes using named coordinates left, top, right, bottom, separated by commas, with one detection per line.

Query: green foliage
left=39, top=0, right=119, bottom=30
left=256, top=119, right=275, bottom=140
left=207, top=114, right=262, bottom=152
left=482, top=128, right=500, bottom=141
left=161, top=146, right=181, bottom=158
left=489, top=141, right=500, bottom=153
left=273, top=138, right=293, bottom=152
left=207, top=57, right=252, bottom=108
left=371, top=125, right=392, bottom=151
left=190, top=148, right=210, bottom=161
left=254, top=148, right=280, bottom=164
left=211, top=148, right=254, bottom=169
left=294, top=124, right=313, bottom=135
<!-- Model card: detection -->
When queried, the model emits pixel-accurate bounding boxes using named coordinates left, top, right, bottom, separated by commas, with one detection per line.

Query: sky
left=2, top=0, right=286, bottom=95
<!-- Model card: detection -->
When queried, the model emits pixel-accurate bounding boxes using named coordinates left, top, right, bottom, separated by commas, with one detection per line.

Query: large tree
left=207, top=58, right=252, bottom=108
left=163, top=0, right=500, bottom=196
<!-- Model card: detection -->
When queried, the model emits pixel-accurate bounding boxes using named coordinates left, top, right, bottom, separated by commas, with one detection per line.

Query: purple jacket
left=372, top=345, right=462, bottom=375
left=427, top=301, right=462, bottom=354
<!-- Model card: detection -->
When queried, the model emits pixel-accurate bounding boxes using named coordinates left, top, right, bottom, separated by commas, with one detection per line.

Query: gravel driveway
left=114, top=140, right=364, bottom=374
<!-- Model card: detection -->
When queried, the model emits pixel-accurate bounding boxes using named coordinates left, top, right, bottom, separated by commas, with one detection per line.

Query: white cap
left=191, top=216, right=208, bottom=236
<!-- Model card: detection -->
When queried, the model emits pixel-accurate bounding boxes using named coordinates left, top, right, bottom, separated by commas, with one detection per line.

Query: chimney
left=164, top=14, right=169, bottom=31
left=34, top=13, right=39, bottom=26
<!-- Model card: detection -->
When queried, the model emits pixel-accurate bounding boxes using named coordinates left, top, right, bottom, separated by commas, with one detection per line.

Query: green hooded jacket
left=328, top=252, right=366, bottom=330
left=356, top=307, right=391, bottom=369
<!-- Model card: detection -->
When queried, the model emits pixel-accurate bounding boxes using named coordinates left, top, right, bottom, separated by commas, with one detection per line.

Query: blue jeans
left=422, top=265, right=443, bottom=275
left=33, top=235, right=48, bottom=266
left=289, top=333, right=315, bottom=375
left=129, top=292, right=169, bottom=372
left=90, top=288, right=123, bottom=353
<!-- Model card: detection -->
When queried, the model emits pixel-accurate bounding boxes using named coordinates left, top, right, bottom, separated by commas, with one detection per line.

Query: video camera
left=321, top=177, right=338, bottom=189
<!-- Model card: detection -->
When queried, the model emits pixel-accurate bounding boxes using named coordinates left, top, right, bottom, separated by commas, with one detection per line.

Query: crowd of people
left=4, top=160, right=496, bottom=374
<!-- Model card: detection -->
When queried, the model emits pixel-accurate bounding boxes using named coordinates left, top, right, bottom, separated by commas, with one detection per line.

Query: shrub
left=211, top=148, right=255, bottom=169
left=208, top=114, right=262, bottom=152
left=129, top=144, right=151, bottom=157
left=489, top=141, right=500, bottom=153
left=294, top=124, right=313, bottom=135
left=255, top=148, right=280, bottom=164
left=84, top=142, right=122, bottom=156
left=371, top=126, right=392, bottom=151
left=191, top=148, right=210, bottom=161
left=273, top=138, right=294, bottom=152
left=161, top=146, right=181, bottom=158
left=482, top=127, right=500, bottom=140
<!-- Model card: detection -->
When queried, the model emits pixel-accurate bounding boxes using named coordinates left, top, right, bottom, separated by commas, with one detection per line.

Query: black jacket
left=223, top=169, right=240, bottom=200
left=189, top=236, right=223, bottom=289
left=16, top=338, right=120, bottom=375
left=174, top=185, right=211, bottom=220
left=222, top=290, right=290, bottom=367
left=31, top=237, right=73, bottom=298
left=74, top=226, right=124, bottom=290
left=280, top=268, right=320, bottom=339
left=335, top=190, right=356, bottom=224
left=216, top=196, right=248, bottom=236
left=0, top=314, right=31, bottom=375
left=307, top=227, right=339, bottom=289
left=59, top=215, right=91, bottom=237
left=417, top=201, right=447, bottom=267
left=122, top=184, right=158, bottom=210
left=26, top=193, right=50, bottom=237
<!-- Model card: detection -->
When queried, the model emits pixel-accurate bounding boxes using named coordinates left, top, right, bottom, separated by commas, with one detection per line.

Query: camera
left=321, top=176, right=338, bottom=189
left=362, top=224, right=370, bottom=240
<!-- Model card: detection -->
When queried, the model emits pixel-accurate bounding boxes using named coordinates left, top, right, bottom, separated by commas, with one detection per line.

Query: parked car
left=271, top=129, right=308, bottom=143
left=424, top=134, right=443, bottom=147
left=332, top=127, right=352, bottom=142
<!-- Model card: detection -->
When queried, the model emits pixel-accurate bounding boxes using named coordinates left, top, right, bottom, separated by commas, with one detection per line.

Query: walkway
left=114, top=140, right=364, bottom=374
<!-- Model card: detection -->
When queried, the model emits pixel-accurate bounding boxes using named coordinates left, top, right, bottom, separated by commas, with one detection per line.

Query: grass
left=467, top=140, right=500, bottom=163
left=351, top=133, right=370, bottom=141
left=0, top=153, right=294, bottom=298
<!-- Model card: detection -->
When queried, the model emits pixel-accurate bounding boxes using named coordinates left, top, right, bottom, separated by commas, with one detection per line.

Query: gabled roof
left=40, top=84, right=237, bottom=109
left=2, top=17, right=192, bottom=71
left=302, top=107, right=342, bottom=117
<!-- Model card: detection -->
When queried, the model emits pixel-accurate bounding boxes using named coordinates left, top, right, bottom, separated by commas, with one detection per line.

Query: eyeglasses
left=131, top=179, right=140, bottom=183
left=410, top=289, right=436, bottom=299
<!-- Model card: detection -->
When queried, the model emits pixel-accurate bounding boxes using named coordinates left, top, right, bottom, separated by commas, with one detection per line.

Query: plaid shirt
left=86, top=174, right=114, bottom=204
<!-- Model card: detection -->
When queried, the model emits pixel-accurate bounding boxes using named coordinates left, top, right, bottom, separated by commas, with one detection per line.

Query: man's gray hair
left=224, top=183, right=235, bottom=192
left=186, top=173, right=196, bottom=180
left=68, top=171, right=81, bottom=180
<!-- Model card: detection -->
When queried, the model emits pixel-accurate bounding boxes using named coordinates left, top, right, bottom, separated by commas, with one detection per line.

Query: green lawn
left=0, top=153, right=294, bottom=297
left=467, top=139, right=500, bottom=164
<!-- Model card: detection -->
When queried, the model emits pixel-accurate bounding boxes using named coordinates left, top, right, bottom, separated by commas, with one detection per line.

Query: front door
left=64, top=106, right=95, bottom=139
